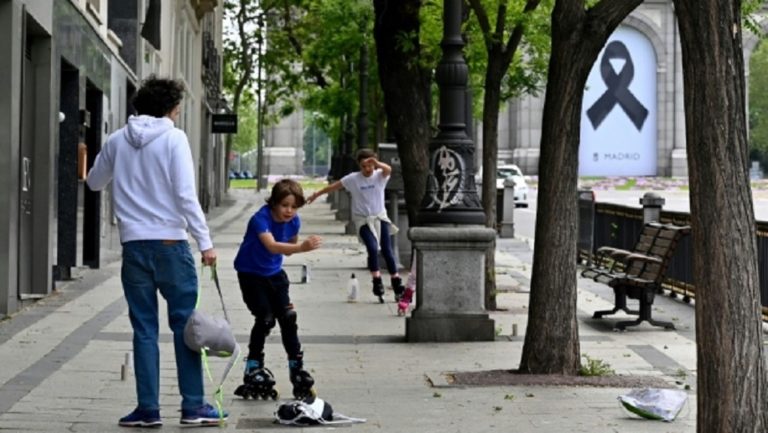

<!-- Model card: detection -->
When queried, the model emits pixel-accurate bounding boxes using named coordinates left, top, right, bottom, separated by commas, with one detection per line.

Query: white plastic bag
left=618, top=388, right=688, bottom=422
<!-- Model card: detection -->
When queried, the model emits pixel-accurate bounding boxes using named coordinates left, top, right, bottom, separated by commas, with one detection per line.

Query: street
left=514, top=187, right=768, bottom=240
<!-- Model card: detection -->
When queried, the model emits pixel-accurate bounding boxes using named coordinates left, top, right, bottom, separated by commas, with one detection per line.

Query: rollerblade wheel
left=260, top=389, right=278, bottom=400
left=234, top=384, right=248, bottom=399
left=293, top=387, right=317, bottom=400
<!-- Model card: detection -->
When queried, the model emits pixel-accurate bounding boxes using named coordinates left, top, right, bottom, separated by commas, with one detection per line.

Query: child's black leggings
left=237, top=270, right=301, bottom=362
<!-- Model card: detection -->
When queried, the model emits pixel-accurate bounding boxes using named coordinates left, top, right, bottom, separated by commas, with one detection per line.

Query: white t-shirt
left=340, top=169, right=390, bottom=217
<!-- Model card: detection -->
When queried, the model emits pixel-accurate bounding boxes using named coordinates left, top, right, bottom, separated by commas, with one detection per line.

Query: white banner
left=580, top=26, right=657, bottom=176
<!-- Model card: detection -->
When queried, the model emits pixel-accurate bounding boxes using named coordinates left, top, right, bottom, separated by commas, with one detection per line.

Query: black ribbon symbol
left=587, top=41, right=648, bottom=131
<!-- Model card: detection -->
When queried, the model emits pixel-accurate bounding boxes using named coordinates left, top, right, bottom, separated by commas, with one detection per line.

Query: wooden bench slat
left=589, top=222, right=690, bottom=330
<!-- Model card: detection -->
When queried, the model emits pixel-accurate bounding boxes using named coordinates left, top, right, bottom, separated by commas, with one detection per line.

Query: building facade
left=261, top=1, right=763, bottom=181
left=0, top=0, right=227, bottom=317
left=500, top=0, right=762, bottom=177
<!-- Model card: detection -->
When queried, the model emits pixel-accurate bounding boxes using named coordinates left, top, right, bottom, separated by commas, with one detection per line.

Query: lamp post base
left=405, top=226, right=496, bottom=342
left=406, top=313, right=495, bottom=342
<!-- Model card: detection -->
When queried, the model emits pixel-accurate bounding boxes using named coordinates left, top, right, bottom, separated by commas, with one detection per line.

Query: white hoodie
left=86, top=115, right=213, bottom=251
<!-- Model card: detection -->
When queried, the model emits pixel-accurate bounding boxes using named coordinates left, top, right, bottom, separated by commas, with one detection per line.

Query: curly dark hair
left=132, top=75, right=185, bottom=118
left=356, top=148, right=377, bottom=163
left=266, top=179, right=306, bottom=209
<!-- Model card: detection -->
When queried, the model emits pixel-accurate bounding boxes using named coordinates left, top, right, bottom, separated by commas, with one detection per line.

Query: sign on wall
left=580, top=26, right=657, bottom=176
left=212, top=114, right=238, bottom=134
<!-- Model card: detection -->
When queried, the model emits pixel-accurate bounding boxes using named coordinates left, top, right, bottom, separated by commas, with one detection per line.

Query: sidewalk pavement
left=0, top=189, right=697, bottom=432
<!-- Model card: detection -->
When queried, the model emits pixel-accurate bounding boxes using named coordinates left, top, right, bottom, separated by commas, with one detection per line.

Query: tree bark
left=518, top=0, right=642, bottom=374
left=372, top=0, right=432, bottom=224
left=482, top=58, right=503, bottom=311
left=673, top=2, right=767, bottom=431
left=468, top=0, right=542, bottom=310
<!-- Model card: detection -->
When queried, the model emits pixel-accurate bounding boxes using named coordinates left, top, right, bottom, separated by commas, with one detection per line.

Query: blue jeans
left=121, top=240, right=204, bottom=411
left=359, top=221, right=397, bottom=274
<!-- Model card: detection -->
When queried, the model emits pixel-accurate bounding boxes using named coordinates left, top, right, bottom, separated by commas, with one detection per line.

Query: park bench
left=590, top=222, right=691, bottom=331
left=581, top=222, right=665, bottom=282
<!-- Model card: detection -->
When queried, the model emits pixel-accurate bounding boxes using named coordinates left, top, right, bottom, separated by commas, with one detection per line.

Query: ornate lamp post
left=417, top=0, right=484, bottom=226
left=406, top=0, right=495, bottom=342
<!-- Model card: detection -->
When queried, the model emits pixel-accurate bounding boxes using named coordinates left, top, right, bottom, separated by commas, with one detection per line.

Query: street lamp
left=255, top=12, right=266, bottom=191
left=417, top=0, right=484, bottom=225
left=406, top=0, right=495, bottom=342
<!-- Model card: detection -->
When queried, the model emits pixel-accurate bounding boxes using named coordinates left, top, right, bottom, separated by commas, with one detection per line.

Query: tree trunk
left=673, top=2, right=767, bottom=431
left=372, top=0, right=432, bottom=224
left=518, top=28, right=585, bottom=375
left=482, top=56, right=504, bottom=311
left=469, top=0, right=544, bottom=310
left=518, top=0, right=641, bottom=374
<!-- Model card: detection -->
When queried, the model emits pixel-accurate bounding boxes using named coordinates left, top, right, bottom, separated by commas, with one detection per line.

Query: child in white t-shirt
left=307, top=148, right=404, bottom=303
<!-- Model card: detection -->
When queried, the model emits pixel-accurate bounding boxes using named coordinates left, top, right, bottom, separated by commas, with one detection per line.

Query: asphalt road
left=513, top=188, right=768, bottom=240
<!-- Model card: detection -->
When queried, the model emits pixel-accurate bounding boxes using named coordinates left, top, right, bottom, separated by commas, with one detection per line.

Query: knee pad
left=256, top=314, right=276, bottom=336
left=284, top=308, right=297, bottom=325
left=280, top=307, right=298, bottom=332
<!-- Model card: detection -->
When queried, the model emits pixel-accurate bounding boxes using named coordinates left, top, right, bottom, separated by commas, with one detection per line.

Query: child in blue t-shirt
left=233, top=179, right=322, bottom=400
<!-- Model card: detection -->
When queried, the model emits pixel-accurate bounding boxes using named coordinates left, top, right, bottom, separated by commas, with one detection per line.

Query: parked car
left=498, top=164, right=529, bottom=207
left=475, top=163, right=529, bottom=208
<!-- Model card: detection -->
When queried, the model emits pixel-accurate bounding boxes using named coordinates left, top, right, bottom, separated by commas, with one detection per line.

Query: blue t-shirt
left=234, top=205, right=301, bottom=276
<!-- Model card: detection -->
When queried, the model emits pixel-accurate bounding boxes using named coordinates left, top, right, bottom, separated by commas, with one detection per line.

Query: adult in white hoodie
left=86, top=76, right=224, bottom=427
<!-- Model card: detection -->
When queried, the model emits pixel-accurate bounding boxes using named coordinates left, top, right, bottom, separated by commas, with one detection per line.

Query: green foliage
left=578, top=354, right=615, bottom=377
left=303, top=113, right=333, bottom=169
left=232, top=102, right=259, bottom=154
left=222, top=0, right=555, bottom=158
left=615, top=178, right=637, bottom=190
left=750, top=40, right=768, bottom=171
left=229, top=179, right=258, bottom=189
left=222, top=0, right=262, bottom=110
left=230, top=177, right=329, bottom=191
left=743, top=0, right=767, bottom=37
left=255, top=0, right=381, bottom=149
left=465, top=0, right=553, bottom=103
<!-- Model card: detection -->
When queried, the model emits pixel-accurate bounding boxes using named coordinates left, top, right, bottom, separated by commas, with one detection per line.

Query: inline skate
left=289, top=357, right=316, bottom=400
left=391, top=276, right=405, bottom=302
left=397, top=287, right=414, bottom=316
left=234, top=359, right=279, bottom=400
left=372, top=276, right=385, bottom=303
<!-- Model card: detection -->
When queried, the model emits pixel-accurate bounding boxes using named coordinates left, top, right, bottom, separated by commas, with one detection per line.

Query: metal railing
left=577, top=194, right=768, bottom=321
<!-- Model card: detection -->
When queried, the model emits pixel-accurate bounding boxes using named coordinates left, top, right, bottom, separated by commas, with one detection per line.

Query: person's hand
left=363, top=157, right=379, bottom=167
left=300, top=235, right=322, bottom=252
left=307, top=191, right=322, bottom=204
left=201, top=248, right=217, bottom=266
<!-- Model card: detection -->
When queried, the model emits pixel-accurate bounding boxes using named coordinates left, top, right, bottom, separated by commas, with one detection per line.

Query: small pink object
left=397, top=287, right=414, bottom=316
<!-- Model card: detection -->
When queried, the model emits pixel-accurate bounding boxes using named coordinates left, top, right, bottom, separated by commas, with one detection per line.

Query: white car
left=475, top=164, right=529, bottom=208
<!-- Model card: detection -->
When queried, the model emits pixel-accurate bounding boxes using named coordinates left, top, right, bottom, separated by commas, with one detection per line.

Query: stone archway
left=579, top=17, right=666, bottom=176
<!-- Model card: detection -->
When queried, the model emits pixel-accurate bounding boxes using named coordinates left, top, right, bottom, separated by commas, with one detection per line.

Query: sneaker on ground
left=180, top=403, right=228, bottom=425
left=118, top=407, right=162, bottom=428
